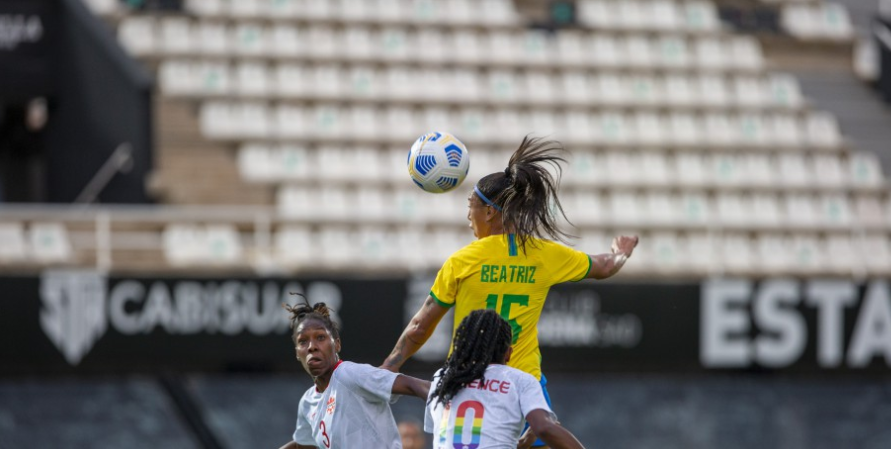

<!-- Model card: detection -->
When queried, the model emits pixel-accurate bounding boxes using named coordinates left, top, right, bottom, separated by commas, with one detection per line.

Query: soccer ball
left=407, top=131, right=470, bottom=193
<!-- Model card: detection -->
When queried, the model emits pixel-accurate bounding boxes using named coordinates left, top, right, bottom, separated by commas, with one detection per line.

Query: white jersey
left=293, top=361, right=402, bottom=449
left=424, top=364, right=555, bottom=449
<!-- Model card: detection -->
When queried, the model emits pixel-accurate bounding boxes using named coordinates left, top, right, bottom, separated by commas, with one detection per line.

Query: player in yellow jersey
left=382, top=136, right=638, bottom=448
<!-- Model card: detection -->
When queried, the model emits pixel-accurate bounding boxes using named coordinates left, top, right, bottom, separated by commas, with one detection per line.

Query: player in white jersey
left=279, top=299, right=431, bottom=449
left=426, top=310, right=585, bottom=449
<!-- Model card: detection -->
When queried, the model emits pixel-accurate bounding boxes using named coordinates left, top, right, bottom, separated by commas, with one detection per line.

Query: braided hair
left=430, top=309, right=513, bottom=407
left=475, top=136, right=573, bottom=253
left=283, top=293, right=340, bottom=344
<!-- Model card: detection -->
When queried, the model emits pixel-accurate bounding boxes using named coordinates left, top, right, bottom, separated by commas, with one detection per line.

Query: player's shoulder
left=494, top=364, right=539, bottom=384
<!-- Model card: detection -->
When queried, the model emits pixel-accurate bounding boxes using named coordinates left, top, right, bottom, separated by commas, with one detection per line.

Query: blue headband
left=474, top=186, right=502, bottom=212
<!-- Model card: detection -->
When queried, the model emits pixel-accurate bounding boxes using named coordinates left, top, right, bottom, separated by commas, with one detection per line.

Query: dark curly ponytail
left=430, top=310, right=513, bottom=407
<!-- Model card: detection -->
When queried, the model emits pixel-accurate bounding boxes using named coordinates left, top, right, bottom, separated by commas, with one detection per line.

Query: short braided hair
left=430, top=309, right=512, bottom=406
left=283, top=293, right=340, bottom=344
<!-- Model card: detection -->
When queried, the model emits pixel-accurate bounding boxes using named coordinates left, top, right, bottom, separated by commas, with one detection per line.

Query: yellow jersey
left=430, top=234, right=592, bottom=380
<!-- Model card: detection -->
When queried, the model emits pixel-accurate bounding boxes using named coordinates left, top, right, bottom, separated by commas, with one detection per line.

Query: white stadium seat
left=235, top=62, right=270, bottom=97
left=805, top=112, right=843, bottom=149
left=853, top=196, right=886, bottom=228
left=197, top=21, right=230, bottom=55
left=487, top=70, right=519, bottom=103
left=784, top=194, right=819, bottom=228
left=270, top=25, right=301, bottom=57
left=683, top=1, right=720, bottom=31
left=162, top=19, right=196, bottom=54
left=164, top=224, right=207, bottom=265
left=0, top=223, right=28, bottom=262
left=205, top=225, right=242, bottom=264
left=275, top=226, right=315, bottom=266
left=274, top=105, right=308, bottom=139
left=231, top=23, right=268, bottom=56
left=118, top=17, right=156, bottom=55
left=849, top=152, right=885, bottom=187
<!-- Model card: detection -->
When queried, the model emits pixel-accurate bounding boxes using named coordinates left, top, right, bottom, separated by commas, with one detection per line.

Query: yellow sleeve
left=548, top=243, right=593, bottom=284
left=430, top=257, right=458, bottom=308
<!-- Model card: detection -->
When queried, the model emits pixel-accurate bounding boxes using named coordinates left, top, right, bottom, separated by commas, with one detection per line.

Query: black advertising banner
left=0, top=0, right=56, bottom=101
left=0, top=273, right=890, bottom=375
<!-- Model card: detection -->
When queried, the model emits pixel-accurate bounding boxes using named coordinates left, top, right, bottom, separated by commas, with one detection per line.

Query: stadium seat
left=710, top=153, right=745, bottom=187
left=348, top=106, right=381, bottom=140
left=159, top=60, right=199, bottom=96
left=118, top=17, right=156, bottom=56
left=420, top=107, right=455, bottom=135
left=231, top=22, right=268, bottom=56
left=744, top=154, right=775, bottom=188
left=595, top=112, right=631, bottom=144
left=415, top=29, right=447, bottom=63
left=269, top=25, right=301, bottom=57
left=733, top=76, right=768, bottom=108
left=685, top=232, right=718, bottom=273
left=784, top=194, right=819, bottom=228
left=781, top=5, right=821, bottom=40
left=238, top=102, right=272, bottom=138
left=185, top=0, right=224, bottom=16
left=766, top=73, right=804, bottom=109
left=274, top=64, right=308, bottom=98
left=277, top=186, right=312, bottom=218
left=384, top=107, right=419, bottom=141
left=562, top=150, right=602, bottom=186
left=777, top=154, right=811, bottom=188
left=853, top=196, right=886, bottom=228
left=624, top=36, right=655, bottom=68
left=654, top=35, right=689, bottom=68
left=0, top=223, right=28, bottom=262
left=628, top=74, right=661, bottom=106
left=304, top=0, right=334, bottom=19
left=617, top=1, right=645, bottom=31
left=556, top=32, right=586, bottom=64
left=521, top=31, right=552, bottom=66
left=675, top=152, right=708, bottom=187
left=522, top=71, right=556, bottom=104
left=274, top=225, right=315, bottom=266
left=197, top=21, right=230, bottom=55
left=205, top=225, right=242, bottom=264
left=277, top=144, right=313, bottom=180
left=578, top=0, right=612, bottom=29
left=608, top=191, right=645, bottom=226
left=231, top=0, right=262, bottom=17
left=266, top=0, right=300, bottom=19
left=695, top=38, right=726, bottom=70
left=450, top=30, right=482, bottom=63
left=457, top=108, right=487, bottom=141
left=235, top=62, right=271, bottom=97
left=682, top=1, right=720, bottom=32
left=756, top=234, right=794, bottom=272
left=355, top=189, right=388, bottom=221
left=200, top=102, right=235, bottom=138
left=650, top=0, right=681, bottom=31
left=861, top=234, right=891, bottom=273
left=813, top=155, right=846, bottom=188
left=642, top=152, right=672, bottom=186
left=790, top=235, right=824, bottom=273
left=736, top=113, right=769, bottom=147
left=819, top=194, right=853, bottom=228
left=479, top=0, right=518, bottom=25
left=679, top=192, right=711, bottom=224
left=340, top=0, right=373, bottom=22
left=487, top=31, right=521, bottom=64
left=563, top=111, right=595, bottom=144
left=318, top=227, right=356, bottom=267
left=704, top=113, right=739, bottom=147
left=720, top=233, right=755, bottom=273
left=570, top=191, right=606, bottom=225
left=824, top=234, right=859, bottom=275
left=716, top=193, right=753, bottom=227
left=805, top=112, right=843, bottom=149
left=238, top=143, right=275, bottom=182
left=665, top=76, right=695, bottom=106
left=820, top=3, right=854, bottom=40
left=633, top=112, right=668, bottom=146
left=273, top=105, right=308, bottom=138
left=344, top=26, right=375, bottom=60
left=729, top=37, right=764, bottom=70
left=589, top=34, right=622, bottom=68
left=768, top=113, right=804, bottom=148
left=751, top=194, right=783, bottom=227
left=163, top=225, right=208, bottom=265
left=492, top=109, right=524, bottom=141
left=697, top=74, right=730, bottom=107
left=309, top=104, right=344, bottom=138
left=377, top=0, right=406, bottom=22
left=849, top=152, right=886, bottom=188
left=645, top=192, right=679, bottom=226
left=604, top=151, right=637, bottom=185
left=649, top=232, right=681, bottom=271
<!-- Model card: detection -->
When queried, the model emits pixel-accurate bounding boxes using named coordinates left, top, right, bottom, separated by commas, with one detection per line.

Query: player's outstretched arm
left=525, top=409, right=585, bottom=449
left=381, top=295, right=450, bottom=372
left=391, top=374, right=432, bottom=400
left=586, top=235, right=639, bottom=280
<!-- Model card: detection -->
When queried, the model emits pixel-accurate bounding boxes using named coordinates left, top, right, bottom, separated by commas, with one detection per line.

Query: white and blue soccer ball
left=407, top=131, right=470, bottom=193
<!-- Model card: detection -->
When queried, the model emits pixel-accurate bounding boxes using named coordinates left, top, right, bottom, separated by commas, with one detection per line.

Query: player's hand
left=517, top=427, right=536, bottom=449
left=611, top=235, right=639, bottom=258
